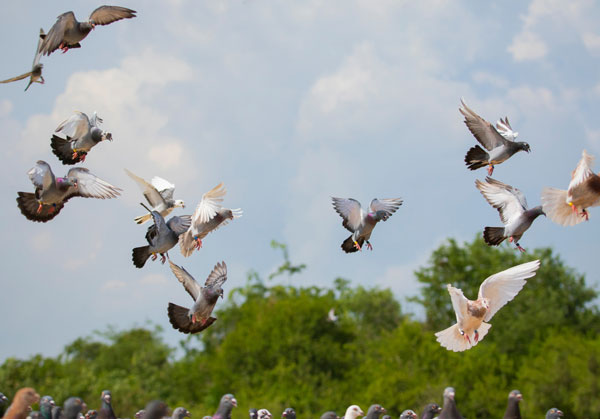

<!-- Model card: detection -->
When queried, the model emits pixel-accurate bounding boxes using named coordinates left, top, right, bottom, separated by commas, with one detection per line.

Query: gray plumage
left=0, top=28, right=45, bottom=91
left=125, top=169, right=185, bottom=224
left=365, top=405, right=386, bottom=419
left=420, top=403, right=441, bottom=419
left=39, top=6, right=136, bottom=55
left=52, top=112, right=112, bottom=164
left=132, top=210, right=191, bottom=268
left=85, top=411, right=98, bottom=419
left=503, top=390, right=522, bottom=419
left=212, top=394, right=237, bottom=419
left=332, top=197, right=403, bottom=253
left=62, top=397, right=87, bottom=419
left=320, top=412, right=339, bottom=419
left=545, top=408, right=564, bottom=419
left=460, top=99, right=530, bottom=175
left=39, top=396, right=55, bottom=419
left=0, top=393, right=10, bottom=417
left=249, top=409, right=258, bottom=419
left=282, top=408, right=295, bottom=419
left=144, top=401, right=169, bottom=419
left=476, top=177, right=545, bottom=252
left=98, top=390, right=115, bottom=419
left=17, top=160, right=121, bottom=222
left=51, top=406, right=62, bottom=419
left=171, top=408, right=190, bottom=419
left=399, top=411, right=417, bottom=419
left=438, top=387, right=463, bottom=419
left=167, top=260, right=228, bottom=334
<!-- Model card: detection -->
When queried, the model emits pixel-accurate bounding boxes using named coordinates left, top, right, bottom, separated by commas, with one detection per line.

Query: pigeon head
left=172, top=407, right=191, bottom=419
left=423, top=403, right=441, bottom=415
left=135, top=410, right=145, bottom=419
left=443, top=387, right=455, bottom=400
left=344, top=405, right=364, bottom=419
left=399, top=410, right=417, bottom=419
left=85, top=410, right=98, bottom=419
left=40, top=396, right=56, bottom=419
left=174, top=199, right=185, bottom=209
left=249, top=408, right=258, bottom=419
left=221, top=394, right=237, bottom=408
left=257, top=409, right=272, bottom=419
left=282, top=408, right=296, bottom=419
left=517, top=142, right=531, bottom=153
left=101, top=390, right=111, bottom=405
left=369, top=210, right=390, bottom=223
left=508, top=390, right=522, bottom=401
left=0, top=393, right=7, bottom=404
left=91, top=127, right=104, bottom=143
left=145, top=401, right=169, bottom=419
left=319, top=412, right=339, bottom=419
left=103, top=132, right=113, bottom=142
left=60, top=177, right=78, bottom=189
left=481, top=297, right=490, bottom=311
left=546, top=408, right=564, bottom=418
left=366, top=404, right=386, bottom=417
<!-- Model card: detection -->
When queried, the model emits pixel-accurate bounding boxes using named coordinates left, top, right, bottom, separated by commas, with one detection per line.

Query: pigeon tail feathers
left=167, top=303, right=216, bottom=334
left=541, top=187, right=584, bottom=226
left=341, top=235, right=363, bottom=253
left=483, top=227, right=506, bottom=246
left=465, top=145, right=489, bottom=170
left=435, top=322, right=491, bottom=352
left=50, top=135, right=82, bottom=165
left=132, top=246, right=151, bottom=268
left=134, top=212, right=152, bottom=224
left=178, top=231, right=195, bottom=257
left=16, top=192, right=64, bottom=222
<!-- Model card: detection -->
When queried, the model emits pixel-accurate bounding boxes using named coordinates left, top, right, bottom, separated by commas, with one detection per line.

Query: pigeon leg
left=72, top=150, right=79, bottom=160
left=353, top=240, right=362, bottom=251
left=151, top=253, right=157, bottom=261
left=581, top=208, right=589, bottom=221
left=80, top=153, right=86, bottom=162
left=508, top=236, right=514, bottom=243
left=465, top=334, right=471, bottom=345
left=515, top=243, right=526, bottom=252
left=194, top=236, right=203, bottom=250
left=365, top=241, right=373, bottom=251
left=40, top=76, right=45, bottom=84
left=487, top=164, right=494, bottom=176
left=60, top=45, right=69, bottom=54
left=569, top=202, right=578, bottom=214
left=160, top=253, right=166, bottom=264
left=36, top=202, right=43, bottom=214
left=191, top=313, right=197, bottom=323
left=474, top=330, right=479, bottom=343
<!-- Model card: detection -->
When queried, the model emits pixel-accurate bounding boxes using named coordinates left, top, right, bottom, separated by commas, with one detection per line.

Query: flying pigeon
left=342, top=406, right=364, bottom=419
left=475, top=177, right=544, bottom=252
left=331, top=197, right=403, bottom=253
left=545, top=408, right=564, bottom=419
left=257, top=410, right=271, bottom=419
left=282, top=408, right=295, bottom=419
left=435, top=260, right=540, bottom=352
left=39, top=6, right=136, bottom=55
left=541, top=149, right=600, bottom=226
left=3, top=388, right=40, bottom=419
left=17, top=161, right=121, bottom=222
left=171, top=408, right=191, bottom=419
left=144, top=401, right=169, bottom=419
left=365, top=405, right=386, bottom=419
left=320, top=412, right=339, bottom=419
left=460, top=99, right=530, bottom=175
left=0, top=29, right=45, bottom=91
left=420, top=403, right=441, bottom=419
left=167, top=260, right=228, bottom=334
left=249, top=409, right=258, bottom=419
left=85, top=411, right=98, bottom=419
left=212, top=394, right=237, bottom=419
left=98, top=390, right=115, bottom=419
left=132, top=208, right=191, bottom=268
left=399, top=411, right=417, bottom=419
left=51, top=111, right=112, bottom=164
left=438, top=387, right=462, bottom=419
left=178, top=183, right=242, bottom=257
left=503, top=390, right=522, bottom=419
left=327, top=308, right=338, bottom=322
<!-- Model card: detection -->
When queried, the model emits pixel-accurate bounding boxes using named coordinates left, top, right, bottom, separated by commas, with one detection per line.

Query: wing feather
left=475, top=177, right=527, bottom=225
left=0, top=72, right=32, bottom=83
left=28, top=160, right=54, bottom=190
left=331, top=197, right=363, bottom=232
left=124, top=169, right=166, bottom=207
left=568, top=150, right=595, bottom=191
left=55, top=112, right=91, bottom=140
left=192, top=183, right=226, bottom=224
left=205, top=261, right=227, bottom=288
left=40, top=12, right=76, bottom=55
left=88, top=6, right=137, bottom=25
left=447, top=284, right=468, bottom=323
left=64, top=168, right=121, bottom=200
left=168, top=260, right=202, bottom=301
left=459, top=99, right=508, bottom=151
left=369, top=197, right=403, bottom=217
left=166, top=215, right=192, bottom=235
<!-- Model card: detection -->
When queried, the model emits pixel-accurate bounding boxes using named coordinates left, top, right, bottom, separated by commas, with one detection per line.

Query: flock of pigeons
left=0, top=386, right=566, bottom=419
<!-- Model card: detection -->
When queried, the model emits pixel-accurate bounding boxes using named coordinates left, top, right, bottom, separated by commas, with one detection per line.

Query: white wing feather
left=568, top=150, right=595, bottom=192
left=55, top=111, right=91, bottom=139
left=192, top=183, right=226, bottom=224
left=331, top=197, right=364, bottom=232
left=447, top=284, right=468, bottom=323
left=476, top=177, right=527, bottom=225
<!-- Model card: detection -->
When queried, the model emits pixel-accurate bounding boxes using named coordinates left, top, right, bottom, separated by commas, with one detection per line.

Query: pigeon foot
left=72, top=151, right=79, bottom=160
left=474, top=330, right=479, bottom=343
left=487, top=164, right=494, bottom=176
left=353, top=240, right=361, bottom=251
left=194, top=237, right=203, bottom=250
left=366, top=241, right=373, bottom=251
left=151, top=253, right=158, bottom=261
left=516, top=243, right=526, bottom=253
left=581, top=209, right=589, bottom=221
left=36, top=202, right=43, bottom=214
left=160, top=254, right=166, bottom=264
left=508, top=236, right=514, bottom=243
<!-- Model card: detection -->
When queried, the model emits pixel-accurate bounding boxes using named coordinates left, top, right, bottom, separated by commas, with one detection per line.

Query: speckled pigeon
left=39, top=6, right=136, bottom=55
left=320, top=412, right=339, bottom=419
left=545, top=408, right=564, bottom=418
left=438, top=387, right=462, bottom=419
left=0, top=29, right=45, bottom=91
left=51, top=111, right=112, bottom=164
left=399, top=411, right=417, bottom=419
left=85, top=410, right=98, bottom=419
left=365, top=405, right=386, bottom=419
left=435, top=260, right=540, bottom=352
left=17, top=160, right=121, bottom=222
left=420, top=403, right=441, bottom=419
left=282, top=408, right=295, bottom=419
left=167, top=260, right=227, bottom=334
left=502, top=390, right=522, bottom=419
left=179, top=183, right=242, bottom=257
left=342, top=406, right=364, bottom=419
left=4, top=388, right=40, bottom=419
left=63, top=397, right=87, bottom=419
left=542, top=149, right=600, bottom=226
left=132, top=208, right=191, bottom=268
left=331, top=197, right=403, bottom=253
left=476, top=177, right=544, bottom=252
left=98, top=390, right=115, bottom=419
left=460, top=99, right=530, bottom=175
left=212, top=394, right=237, bottom=419
left=257, top=410, right=271, bottom=419
left=144, top=401, right=169, bottom=419
left=171, top=407, right=190, bottom=419
left=125, top=169, right=185, bottom=224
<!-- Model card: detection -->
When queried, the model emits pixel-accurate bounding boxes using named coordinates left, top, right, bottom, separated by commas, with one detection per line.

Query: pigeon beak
left=517, top=394, right=523, bottom=400
left=50, top=401, right=56, bottom=406
left=231, top=398, right=237, bottom=407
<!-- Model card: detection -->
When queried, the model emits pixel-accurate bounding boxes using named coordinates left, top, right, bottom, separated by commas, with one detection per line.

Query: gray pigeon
left=460, top=99, right=530, bottom=175
left=419, top=403, right=441, bottom=419
left=39, top=396, right=55, bottom=419
left=438, top=387, right=463, bottom=419
left=132, top=209, right=191, bottom=268
left=545, top=408, right=564, bottom=419
left=39, top=6, right=136, bottom=55
left=98, top=390, right=115, bottom=419
left=62, top=397, right=87, bottom=419
left=399, top=411, right=417, bottom=419
left=144, top=401, right=169, bottom=419
left=125, top=169, right=185, bottom=224
left=0, top=28, right=45, bottom=91
left=541, top=149, right=600, bottom=226
left=320, top=412, right=339, bottom=419
left=17, top=160, right=121, bottom=222
left=365, top=405, right=386, bottom=419
left=178, top=183, right=242, bottom=257
left=502, top=390, right=522, bottom=419
left=332, top=197, right=403, bottom=253
left=51, top=406, right=62, bottom=419
left=51, top=111, right=112, bottom=164
left=249, top=409, right=258, bottom=419
left=1, top=393, right=10, bottom=417
left=282, top=408, right=295, bottom=419
left=476, top=177, right=544, bottom=252
left=85, top=411, right=98, bottom=419
left=167, top=260, right=228, bottom=334
left=171, top=408, right=190, bottom=419
left=211, top=394, right=237, bottom=419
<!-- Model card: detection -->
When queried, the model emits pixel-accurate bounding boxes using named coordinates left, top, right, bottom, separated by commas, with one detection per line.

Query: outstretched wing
left=151, top=176, right=176, bottom=201
left=447, top=284, right=468, bottom=324
left=168, top=260, right=202, bottom=301
left=39, top=12, right=77, bottom=55
left=0, top=71, right=32, bottom=83
left=55, top=111, right=91, bottom=140
left=475, top=177, right=527, bottom=225
left=64, top=167, right=121, bottom=200
left=125, top=169, right=167, bottom=208
left=28, top=160, right=54, bottom=190
left=204, top=261, right=227, bottom=288
left=88, top=6, right=137, bottom=25
left=459, top=99, right=508, bottom=151
left=192, top=183, right=226, bottom=224
left=568, top=150, right=596, bottom=192
left=331, top=197, right=363, bottom=232
left=166, top=215, right=192, bottom=235
left=369, top=197, right=403, bottom=220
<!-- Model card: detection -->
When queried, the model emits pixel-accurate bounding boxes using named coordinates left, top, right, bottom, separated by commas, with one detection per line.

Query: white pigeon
left=343, top=405, right=364, bottom=419
left=125, top=169, right=185, bottom=224
left=327, top=308, right=338, bottom=323
left=435, top=260, right=541, bottom=352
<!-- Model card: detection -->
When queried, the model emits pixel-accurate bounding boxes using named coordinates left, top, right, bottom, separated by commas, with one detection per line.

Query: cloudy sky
left=1, top=0, right=599, bottom=361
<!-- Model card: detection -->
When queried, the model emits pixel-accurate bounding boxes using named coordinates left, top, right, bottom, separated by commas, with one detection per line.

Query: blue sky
left=0, top=0, right=598, bottom=361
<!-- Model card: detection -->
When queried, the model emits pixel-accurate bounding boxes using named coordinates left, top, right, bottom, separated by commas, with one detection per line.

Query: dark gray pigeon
left=282, top=408, right=295, bottom=419
left=125, top=169, right=185, bottom=224
left=545, top=408, right=564, bottom=419
left=51, top=111, right=112, bottom=164
left=476, top=177, right=544, bottom=252
left=0, top=29, right=45, bottom=91
left=502, top=390, right=522, bottom=419
left=249, top=409, right=258, bottom=419
left=320, top=412, right=339, bottom=419
left=438, top=387, right=463, bottom=419
left=167, top=260, right=228, bottom=334
left=85, top=410, right=98, bottom=419
left=332, top=197, right=403, bottom=253
left=17, top=160, right=121, bottom=222
left=171, top=407, right=190, bottom=419
left=365, top=405, right=386, bottom=419
left=419, top=403, right=441, bottom=419
left=63, top=397, right=87, bottom=419
left=132, top=208, right=191, bottom=268
left=134, top=410, right=145, bottom=419
left=144, top=401, right=169, bottom=419
left=39, top=396, right=55, bottom=419
left=211, top=394, right=237, bottom=419
left=460, top=99, right=530, bottom=175
left=399, top=411, right=417, bottom=419
left=51, top=406, right=62, bottom=419
left=39, top=6, right=136, bottom=55
left=98, top=390, right=115, bottom=419
left=29, top=412, right=43, bottom=419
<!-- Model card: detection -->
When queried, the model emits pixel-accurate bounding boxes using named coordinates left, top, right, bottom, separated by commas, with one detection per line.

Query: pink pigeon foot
left=37, top=203, right=43, bottom=214
left=80, top=153, right=86, bottom=162
left=194, top=237, right=203, bottom=250
left=516, top=243, right=526, bottom=253
left=160, top=254, right=166, bottom=264
left=508, top=236, right=514, bottom=243
left=353, top=240, right=362, bottom=251
left=151, top=253, right=157, bottom=261
left=487, top=164, right=494, bottom=176
left=474, top=330, right=479, bottom=343
left=581, top=209, right=589, bottom=221
left=366, top=242, right=373, bottom=251
left=465, top=334, right=471, bottom=345
left=48, top=206, right=55, bottom=215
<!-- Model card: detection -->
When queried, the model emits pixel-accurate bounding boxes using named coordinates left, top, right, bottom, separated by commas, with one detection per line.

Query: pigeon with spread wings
left=51, top=111, right=112, bottom=164
left=331, top=197, right=403, bottom=253
left=125, top=169, right=185, bottom=224
left=0, top=29, right=45, bottom=91
left=435, top=260, right=540, bottom=352
left=167, top=260, right=228, bottom=334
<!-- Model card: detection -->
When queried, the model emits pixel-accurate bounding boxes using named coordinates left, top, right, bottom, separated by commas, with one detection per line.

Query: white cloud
left=582, top=32, right=600, bottom=50
left=139, top=273, right=169, bottom=286
left=0, top=99, right=12, bottom=117
left=102, top=280, right=127, bottom=291
left=507, top=31, right=548, bottom=61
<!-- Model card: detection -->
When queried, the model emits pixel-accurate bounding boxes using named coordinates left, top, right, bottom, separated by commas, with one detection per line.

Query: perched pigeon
left=541, top=149, right=600, bottom=226
left=144, top=401, right=169, bottom=419
left=1, top=393, right=10, bottom=417
left=125, top=169, right=185, bottom=224
left=282, top=408, right=295, bottom=419
left=85, top=411, right=98, bottom=419
left=212, top=394, right=237, bottom=419
left=460, top=99, right=530, bottom=175
left=342, top=406, right=364, bottom=419
left=438, top=387, right=462, bottom=419
left=3, top=388, right=40, bottom=419
left=420, top=403, right=441, bottom=419
left=134, top=410, right=145, bottom=419
left=249, top=409, right=258, bottom=419
left=381, top=416, right=390, bottom=419
left=320, top=412, right=339, bottom=419
left=365, top=405, right=386, bottom=419
left=38, top=396, right=55, bottom=419
left=51, top=111, right=112, bottom=164
left=435, top=260, right=540, bottom=351
left=62, top=397, right=87, bottom=419
left=171, top=408, right=191, bottom=419
left=39, top=6, right=136, bottom=55
left=178, top=183, right=242, bottom=257
left=502, top=390, right=522, bottom=419
left=167, top=260, right=228, bottom=334
left=17, top=160, right=121, bottom=222
left=132, top=209, right=191, bottom=268
left=476, top=177, right=545, bottom=252
left=257, top=410, right=271, bottom=419
left=331, top=197, right=403, bottom=253
left=29, top=412, right=43, bottom=419
left=0, top=29, right=45, bottom=91
left=98, top=391, right=115, bottom=419
left=399, top=411, right=417, bottom=419
left=51, top=406, right=62, bottom=419
left=545, top=408, right=564, bottom=419
left=327, top=307, right=338, bottom=323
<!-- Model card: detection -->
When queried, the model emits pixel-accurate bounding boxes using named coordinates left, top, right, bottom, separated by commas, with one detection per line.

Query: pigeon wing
left=459, top=99, right=507, bottom=151
left=204, top=261, right=227, bottom=288
left=192, top=183, right=227, bottom=224
left=88, top=6, right=137, bottom=25
left=447, top=284, right=468, bottom=323
left=168, top=260, right=202, bottom=301
left=568, top=150, right=596, bottom=192
left=40, top=12, right=76, bottom=55
left=151, top=176, right=175, bottom=201
left=369, top=197, right=403, bottom=219
left=476, top=177, right=527, bottom=225
left=124, top=169, right=167, bottom=207
left=64, top=168, right=122, bottom=200
left=32, top=28, right=44, bottom=67
left=55, top=111, right=91, bottom=140
left=331, top=197, right=363, bottom=232
left=0, top=72, right=33, bottom=83
left=478, top=260, right=540, bottom=322
left=28, top=160, right=54, bottom=190
left=166, top=215, right=192, bottom=235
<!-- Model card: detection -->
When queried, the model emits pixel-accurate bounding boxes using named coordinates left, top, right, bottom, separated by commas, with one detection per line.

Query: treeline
left=1, top=238, right=599, bottom=418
